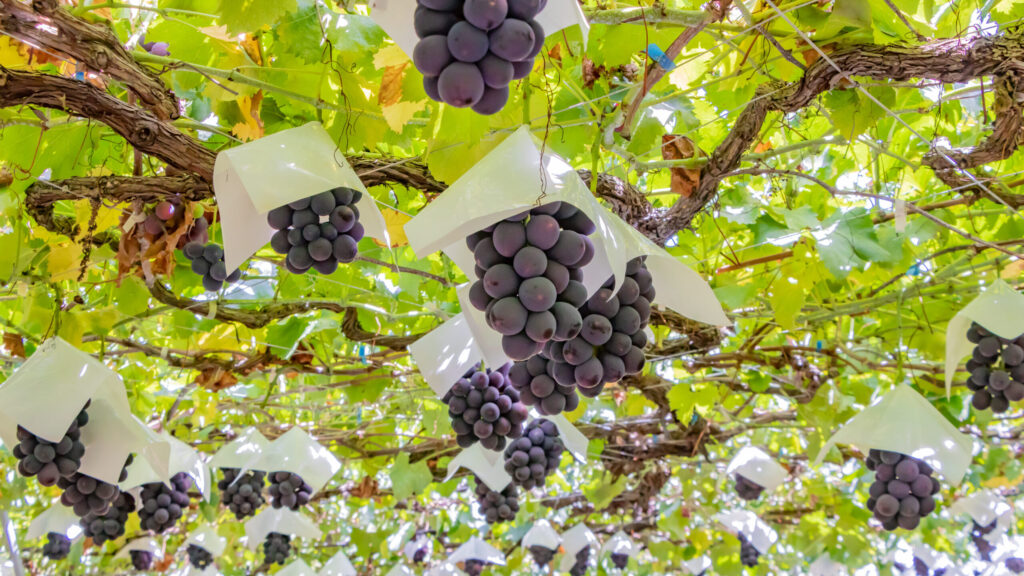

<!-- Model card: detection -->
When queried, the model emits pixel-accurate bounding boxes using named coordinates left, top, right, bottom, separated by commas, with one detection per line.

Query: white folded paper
left=521, top=519, right=560, bottom=550
left=114, top=537, right=162, bottom=560
left=813, top=385, right=974, bottom=485
left=409, top=315, right=489, bottom=398
left=809, top=556, right=844, bottom=576
left=601, top=531, right=636, bottom=558
left=243, top=508, right=322, bottom=551
left=547, top=413, right=589, bottom=463
left=212, top=122, right=388, bottom=272
left=682, top=557, right=711, bottom=574
left=713, top=510, right=777, bottom=555
left=910, top=544, right=942, bottom=570
left=448, top=536, right=506, bottom=566
left=558, top=524, right=598, bottom=572
left=257, top=427, right=341, bottom=495
left=278, top=560, right=318, bottom=576
left=124, top=430, right=211, bottom=500
left=385, top=565, right=415, bottom=576
left=186, top=524, right=227, bottom=557
left=179, top=566, right=218, bottom=576
left=726, top=447, right=789, bottom=492
left=945, top=279, right=1024, bottom=396
left=370, top=0, right=590, bottom=58
left=424, top=563, right=459, bottom=576
left=443, top=443, right=512, bottom=491
left=949, top=490, right=1014, bottom=539
left=209, top=427, right=270, bottom=472
left=0, top=338, right=150, bottom=485
left=27, top=505, right=81, bottom=541
left=319, top=550, right=357, bottom=576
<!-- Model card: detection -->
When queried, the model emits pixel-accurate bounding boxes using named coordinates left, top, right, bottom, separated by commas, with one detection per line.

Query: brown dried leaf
left=378, top=62, right=408, bottom=107
left=3, top=333, right=24, bottom=358
left=351, top=476, right=379, bottom=499
left=661, top=135, right=705, bottom=198
left=581, top=56, right=603, bottom=90
left=547, top=42, right=562, bottom=62
left=197, top=368, right=238, bottom=392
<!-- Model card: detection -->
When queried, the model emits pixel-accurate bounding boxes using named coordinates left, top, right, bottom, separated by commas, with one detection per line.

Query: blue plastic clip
left=907, top=264, right=921, bottom=277
left=647, top=43, right=675, bottom=71
left=358, top=344, right=367, bottom=364
left=74, top=71, right=85, bottom=81
left=356, top=406, right=362, bottom=424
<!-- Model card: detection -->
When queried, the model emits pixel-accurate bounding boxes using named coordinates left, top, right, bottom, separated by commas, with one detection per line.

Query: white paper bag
left=448, top=536, right=506, bottom=566
left=0, top=338, right=149, bottom=485
left=319, top=550, right=357, bottom=576
left=278, top=560, right=318, bottom=576
left=601, top=531, right=636, bottom=558
left=547, top=414, right=588, bottom=463
left=257, top=427, right=341, bottom=495
left=408, top=315, right=487, bottom=397
left=809, top=556, right=844, bottom=576
left=209, top=427, right=270, bottom=472
left=369, top=0, right=590, bottom=58
left=949, top=490, right=1014, bottom=539
left=186, top=524, right=227, bottom=557
left=114, top=537, right=162, bottom=560
left=124, top=430, right=211, bottom=500
left=813, top=385, right=974, bottom=485
left=944, top=279, right=1024, bottom=396
left=681, top=557, right=711, bottom=574
left=403, top=535, right=433, bottom=562
left=521, top=520, right=560, bottom=550
left=212, top=122, right=388, bottom=272
left=385, top=565, right=415, bottom=576
left=243, top=508, right=322, bottom=551
left=558, top=524, right=598, bottom=572
left=27, top=506, right=81, bottom=541
left=726, top=447, right=789, bottom=491
left=443, top=441, right=512, bottom=492
left=713, top=510, right=777, bottom=555
left=425, top=563, right=459, bottom=576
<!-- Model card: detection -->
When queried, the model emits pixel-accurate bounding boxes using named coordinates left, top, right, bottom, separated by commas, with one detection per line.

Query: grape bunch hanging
left=263, top=532, right=292, bottom=565
left=268, top=471, right=313, bottom=510
left=187, top=544, right=214, bottom=570
left=444, top=364, right=528, bottom=450
left=413, top=0, right=547, bottom=114
left=507, top=353, right=580, bottom=416
left=41, top=532, right=71, bottom=561
left=218, top=468, right=266, bottom=520
left=1008, top=558, right=1024, bottom=574
left=733, top=473, right=765, bottom=501
left=141, top=201, right=209, bottom=245
left=81, top=492, right=135, bottom=545
left=503, top=418, right=564, bottom=490
left=538, top=257, right=655, bottom=398
left=964, top=322, right=1024, bottom=413
left=58, top=454, right=132, bottom=519
left=463, top=559, right=486, bottom=576
left=528, top=545, right=555, bottom=568
left=865, top=450, right=939, bottom=531
left=267, top=188, right=365, bottom=275
left=569, top=545, right=592, bottom=576
left=610, top=552, right=629, bottom=570
left=738, top=534, right=759, bottom=567
left=183, top=242, right=242, bottom=292
left=467, top=202, right=596, bottom=361
left=971, top=520, right=997, bottom=561
left=473, top=477, right=519, bottom=524
left=12, top=403, right=89, bottom=486
left=130, top=550, right=154, bottom=571
left=137, top=473, right=192, bottom=534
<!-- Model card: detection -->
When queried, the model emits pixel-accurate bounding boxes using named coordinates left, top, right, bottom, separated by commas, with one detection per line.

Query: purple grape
left=414, top=5, right=460, bottom=37
left=478, top=53, right=515, bottom=88
left=448, top=21, right=490, bottom=63
left=472, top=86, right=510, bottom=115
left=489, top=19, right=535, bottom=61
left=464, top=0, right=508, bottom=30
left=414, top=35, right=453, bottom=76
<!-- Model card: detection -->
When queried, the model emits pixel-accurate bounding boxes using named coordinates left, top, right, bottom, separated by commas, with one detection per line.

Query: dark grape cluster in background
left=130, top=550, right=154, bottom=571
left=964, top=322, right=1024, bottom=413
left=218, top=468, right=266, bottom=520
left=267, top=187, right=365, bottom=275
left=463, top=559, right=486, bottom=576
left=473, top=477, right=519, bottom=524
left=58, top=455, right=131, bottom=519
left=610, top=552, right=629, bottom=570
left=268, top=471, right=313, bottom=511
left=528, top=545, right=555, bottom=568
left=81, top=492, right=134, bottom=545
left=738, top=534, right=759, bottom=567
left=444, top=364, right=528, bottom=450
left=540, top=257, right=655, bottom=398
left=503, top=418, right=564, bottom=490
left=468, top=202, right=596, bottom=361
left=41, top=532, right=71, bottom=561
left=734, top=473, right=765, bottom=501
left=183, top=242, right=241, bottom=292
left=1007, top=557, right=1024, bottom=574
left=137, top=472, right=192, bottom=534
left=508, top=353, right=580, bottom=416
left=263, top=532, right=291, bottom=566
left=13, top=403, right=89, bottom=486
left=569, top=545, right=591, bottom=576
left=970, top=519, right=997, bottom=561
left=865, top=450, right=939, bottom=531
left=187, top=544, right=214, bottom=570
left=413, top=0, right=547, bottom=114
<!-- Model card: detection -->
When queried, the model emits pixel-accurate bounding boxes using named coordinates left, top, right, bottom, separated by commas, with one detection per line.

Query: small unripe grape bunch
left=733, top=473, right=765, bottom=501
left=502, top=418, right=564, bottom=490
left=443, top=364, right=528, bottom=451
left=569, top=545, right=592, bottom=576
left=187, top=544, right=215, bottom=570
left=268, top=471, right=313, bottom=511
left=413, top=0, right=548, bottom=114
left=463, top=558, right=487, bottom=576
left=971, top=519, right=997, bottom=561
left=266, top=187, right=365, bottom=275
left=218, top=468, right=266, bottom=520
left=610, top=552, right=630, bottom=570
left=41, top=532, right=71, bottom=561
left=507, top=352, right=580, bottom=416
left=539, top=257, right=656, bottom=399
left=964, top=321, right=1024, bottom=413
left=864, top=449, right=939, bottom=531
left=81, top=492, right=135, bottom=546
left=182, top=242, right=242, bottom=292
left=529, top=545, right=555, bottom=568
left=473, top=476, right=520, bottom=524
left=13, top=402, right=89, bottom=487
left=738, top=534, right=759, bottom=567
left=142, top=200, right=209, bottom=246
left=263, top=532, right=292, bottom=566
left=467, top=202, right=597, bottom=361
left=137, top=472, right=192, bottom=534
left=130, top=550, right=154, bottom=571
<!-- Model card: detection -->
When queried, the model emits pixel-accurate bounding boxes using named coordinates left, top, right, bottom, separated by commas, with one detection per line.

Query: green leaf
left=582, top=473, right=628, bottom=510
left=217, top=0, right=300, bottom=35
left=389, top=452, right=432, bottom=501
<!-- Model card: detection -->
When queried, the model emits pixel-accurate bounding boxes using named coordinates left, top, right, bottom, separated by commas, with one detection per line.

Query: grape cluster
left=738, top=534, right=759, bottom=567
left=964, top=322, right=1024, bottom=413
left=41, top=532, right=71, bottom=561
left=610, top=552, right=629, bottom=570
left=463, top=559, right=486, bottom=576
left=137, top=472, right=192, bottom=534
left=183, top=242, right=241, bottom=292
left=444, top=365, right=528, bottom=450
left=970, top=520, right=997, bottom=560
left=569, top=545, right=591, bottom=576
left=507, top=354, right=580, bottom=416
left=733, top=473, right=765, bottom=501
left=81, top=492, right=135, bottom=546
left=58, top=455, right=131, bottom=519
left=141, top=199, right=209, bottom=243
left=539, top=258, right=655, bottom=397
left=413, top=0, right=547, bottom=114
left=268, top=471, right=313, bottom=510
left=502, top=419, right=563, bottom=490
left=473, top=477, right=519, bottom=524
left=528, top=545, right=554, bottom=568
left=13, top=404, right=89, bottom=486
left=263, top=532, right=291, bottom=566
left=130, top=550, right=154, bottom=571
left=467, top=203, right=596, bottom=361
left=865, top=450, right=939, bottom=531
left=1008, top=558, right=1024, bottom=574
left=187, top=544, right=214, bottom=570
left=218, top=468, right=266, bottom=520
left=267, top=188, right=365, bottom=275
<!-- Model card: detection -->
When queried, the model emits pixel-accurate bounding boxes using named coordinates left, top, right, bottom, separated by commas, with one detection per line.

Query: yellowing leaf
left=982, top=476, right=1015, bottom=489
left=373, top=208, right=411, bottom=248
left=378, top=62, right=408, bottom=107
left=382, top=99, right=427, bottom=134
left=0, top=37, right=30, bottom=68
left=47, top=242, right=82, bottom=282
left=231, top=91, right=264, bottom=141
left=74, top=201, right=122, bottom=239
left=373, top=45, right=410, bottom=70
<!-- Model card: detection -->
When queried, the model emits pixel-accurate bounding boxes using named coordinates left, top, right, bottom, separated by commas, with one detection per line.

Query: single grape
left=413, top=35, right=453, bottom=76
left=439, top=62, right=487, bottom=107
left=448, top=21, right=490, bottom=63
left=489, top=19, right=535, bottom=61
